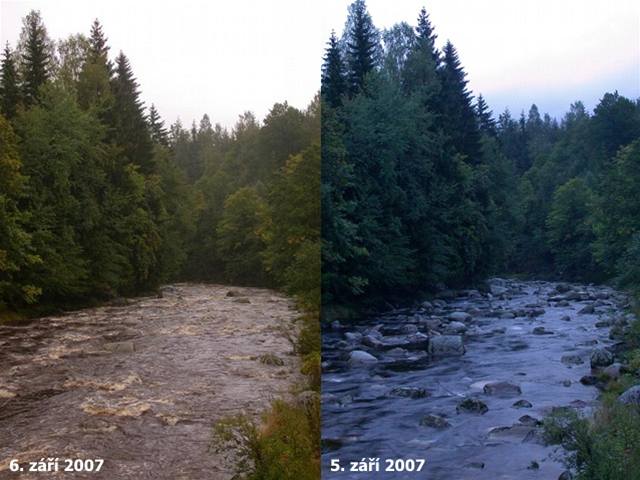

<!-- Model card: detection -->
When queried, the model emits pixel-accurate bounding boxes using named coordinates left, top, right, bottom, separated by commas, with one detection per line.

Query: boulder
left=344, top=332, right=363, bottom=342
left=483, top=381, right=522, bottom=397
left=578, top=304, right=595, bottom=315
left=428, top=335, right=465, bottom=356
left=348, top=350, right=377, bottom=365
left=444, top=321, right=467, bottom=334
left=513, top=399, right=532, bottom=408
left=590, top=348, right=613, bottom=368
left=420, top=414, right=450, bottom=429
left=389, top=387, right=429, bottom=399
left=448, top=311, right=471, bottom=322
left=618, top=385, right=640, bottom=407
left=456, top=398, right=488, bottom=414
left=532, top=326, right=553, bottom=335
left=561, top=354, right=584, bottom=366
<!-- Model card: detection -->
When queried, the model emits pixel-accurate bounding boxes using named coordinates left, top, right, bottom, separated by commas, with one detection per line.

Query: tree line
left=321, top=0, right=640, bottom=314
left=0, top=10, right=320, bottom=314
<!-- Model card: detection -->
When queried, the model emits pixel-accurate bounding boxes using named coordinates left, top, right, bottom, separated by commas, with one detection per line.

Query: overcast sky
left=1, top=0, right=329, bottom=129
left=1, top=1, right=639, bottom=127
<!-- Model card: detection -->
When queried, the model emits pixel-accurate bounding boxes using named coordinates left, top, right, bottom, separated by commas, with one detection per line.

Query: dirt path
left=0, top=283, right=301, bottom=479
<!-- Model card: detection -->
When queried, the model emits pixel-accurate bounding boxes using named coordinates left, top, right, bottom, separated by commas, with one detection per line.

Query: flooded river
left=0, top=283, right=300, bottom=479
left=322, top=279, right=631, bottom=479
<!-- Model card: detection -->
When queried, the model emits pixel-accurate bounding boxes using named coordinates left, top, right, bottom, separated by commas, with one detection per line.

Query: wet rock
left=562, top=379, right=572, bottom=387
left=331, top=321, right=342, bottom=330
left=348, top=350, right=377, bottom=365
left=518, top=415, right=541, bottom=426
left=465, top=462, right=485, bottom=469
left=498, top=311, right=516, bottom=319
left=225, top=290, right=240, bottom=297
left=488, top=424, right=536, bottom=442
left=618, top=385, right=640, bottom=407
left=513, top=399, right=532, bottom=408
left=561, top=315, right=571, bottom=322
left=448, top=311, right=471, bottom=322
left=590, top=348, right=613, bottom=368
left=602, top=363, right=622, bottom=379
left=561, top=354, right=584, bottom=366
left=456, top=398, right=488, bottom=414
left=580, top=375, right=599, bottom=386
left=558, top=471, right=573, bottom=480
left=578, top=304, right=595, bottom=315
left=420, top=414, right=450, bottom=428
left=444, top=321, right=467, bottom=334
left=258, top=353, right=284, bottom=366
left=428, top=335, right=465, bottom=356
left=527, top=308, right=546, bottom=317
left=532, top=326, right=553, bottom=335
left=344, top=332, right=363, bottom=342
left=232, top=297, right=251, bottom=304
left=483, top=381, right=522, bottom=397
left=389, top=387, right=429, bottom=399
left=104, top=341, right=135, bottom=354
left=362, top=334, right=384, bottom=349
left=380, top=332, right=429, bottom=350
left=555, top=284, right=572, bottom=293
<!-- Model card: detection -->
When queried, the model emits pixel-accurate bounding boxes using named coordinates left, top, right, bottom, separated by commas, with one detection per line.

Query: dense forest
left=321, top=0, right=640, bottom=313
left=0, top=11, right=320, bottom=315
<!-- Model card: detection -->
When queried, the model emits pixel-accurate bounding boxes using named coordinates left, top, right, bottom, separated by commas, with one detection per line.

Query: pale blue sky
left=1, top=0, right=638, bottom=126
left=328, top=0, right=640, bottom=119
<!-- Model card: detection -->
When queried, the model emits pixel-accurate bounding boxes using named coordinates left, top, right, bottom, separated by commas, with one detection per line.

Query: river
left=322, top=278, right=631, bottom=479
left=0, top=283, right=300, bottom=479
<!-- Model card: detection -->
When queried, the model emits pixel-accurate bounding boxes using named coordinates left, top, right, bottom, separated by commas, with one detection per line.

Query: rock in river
left=428, top=335, right=465, bottom=356
left=420, top=414, right=450, bottom=429
left=447, top=311, right=471, bottom=322
left=590, top=348, right=613, bottom=368
left=349, top=350, right=378, bottom=365
left=456, top=398, right=488, bottom=414
left=483, top=381, right=522, bottom=397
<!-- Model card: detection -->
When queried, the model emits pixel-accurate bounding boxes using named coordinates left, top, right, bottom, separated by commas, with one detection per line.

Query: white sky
left=1, top=0, right=639, bottom=126
left=1, top=0, right=329, bottom=129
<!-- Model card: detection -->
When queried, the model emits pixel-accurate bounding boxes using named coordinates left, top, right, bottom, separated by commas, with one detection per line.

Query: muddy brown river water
left=0, top=283, right=300, bottom=479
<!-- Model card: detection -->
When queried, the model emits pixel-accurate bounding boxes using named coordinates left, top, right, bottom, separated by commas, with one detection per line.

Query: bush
left=212, top=399, right=320, bottom=480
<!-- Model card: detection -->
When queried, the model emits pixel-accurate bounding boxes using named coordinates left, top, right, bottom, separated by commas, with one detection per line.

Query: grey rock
left=428, top=335, right=465, bottom=356
left=104, top=341, right=135, bottom=354
left=483, top=381, right=522, bottom=397
left=590, top=348, right=613, bottom=368
left=344, top=332, right=363, bottom=342
left=578, top=304, right=595, bottom=314
left=561, top=354, right=584, bottom=366
left=389, top=387, right=429, bottom=399
left=532, top=326, right=553, bottom=335
left=448, top=311, right=471, bottom=322
left=618, top=385, right=640, bottom=407
left=513, top=399, right=533, bottom=408
left=457, top=398, right=488, bottom=414
left=420, top=414, right=450, bottom=428
left=348, top=350, right=377, bottom=365
left=444, top=321, right=467, bottom=334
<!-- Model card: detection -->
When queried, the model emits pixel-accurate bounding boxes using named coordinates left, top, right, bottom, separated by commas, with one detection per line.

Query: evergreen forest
left=321, top=0, right=640, bottom=313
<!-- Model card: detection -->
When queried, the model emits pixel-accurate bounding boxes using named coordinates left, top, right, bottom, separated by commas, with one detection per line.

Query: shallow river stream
left=0, top=283, right=299, bottom=479
left=322, top=279, right=631, bottom=479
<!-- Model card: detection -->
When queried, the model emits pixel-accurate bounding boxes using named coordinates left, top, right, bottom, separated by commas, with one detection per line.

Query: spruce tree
left=321, top=31, right=346, bottom=108
left=345, top=0, right=378, bottom=94
left=20, top=10, right=51, bottom=106
left=110, top=51, right=154, bottom=173
left=148, top=104, right=168, bottom=146
left=476, top=94, right=496, bottom=136
left=0, top=44, right=20, bottom=119
left=415, top=7, right=439, bottom=65
left=77, top=20, right=113, bottom=112
left=438, top=41, right=481, bottom=162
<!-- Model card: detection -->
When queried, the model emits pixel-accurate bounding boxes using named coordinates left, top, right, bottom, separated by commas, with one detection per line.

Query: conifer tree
left=77, top=20, right=113, bottom=111
left=415, top=7, right=439, bottom=65
left=20, top=10, right=51, bottom=106
left=0, top=44, right=20, bottom=119
left=148, top=104, right=168, bottom=146
left=476, top=94, right=496, bottom=136
left=438, top=41, right=481, bottom=162
left=345, top=0, right=378, bottom=94
left=110, top=51, right=154, bottom=173
left=321, top=31, right=346, bottom=108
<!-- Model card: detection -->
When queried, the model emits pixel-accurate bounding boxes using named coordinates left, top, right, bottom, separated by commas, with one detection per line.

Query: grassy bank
left=543, top=298, right=640, bottom=479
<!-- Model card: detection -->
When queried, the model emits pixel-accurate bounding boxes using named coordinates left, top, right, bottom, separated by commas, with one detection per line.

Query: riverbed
left=322, top=279, right=631, bottom=479
left=0, top=283, right=300, bottom=479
